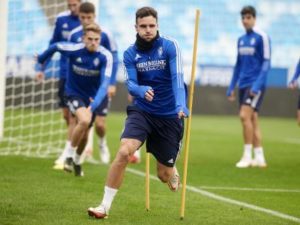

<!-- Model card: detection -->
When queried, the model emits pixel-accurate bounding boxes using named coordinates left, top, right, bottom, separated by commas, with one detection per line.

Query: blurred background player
left=37, top=23, right=113, bottom=176
left=67, top=2, right=119, bottom=164
left=35, top=0, right=81, bottom=170
left=226, top=6, right=271, bottom=168
left=88, top=6, right=188, bottom=219
left=288, top=58, right=300, bottom=126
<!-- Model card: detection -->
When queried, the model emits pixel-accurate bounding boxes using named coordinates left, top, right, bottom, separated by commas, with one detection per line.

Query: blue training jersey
left=37, top=42, right=113, bottom=111
left=123, top=35, right=188, bottom=118
left=290, top=59, right=300, bottom=83
left=227, top=27, right=271, bottom=95
left=49, top=10, right=80, bottom=79
left=68, top=25, right=119, bottom=85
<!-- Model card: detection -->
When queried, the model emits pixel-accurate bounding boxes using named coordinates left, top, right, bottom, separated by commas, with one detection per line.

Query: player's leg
left=147, top=116, right=183, bottom=191
left=88, top=105, right=147, bottom=219
left=156, top=162, right=180, bottom=191
left=95, top=115, right=110, bottom=164
left=251, top=112, right=267, bottom=167
left=236, top=88, right=254, bottom=168
left=88, top=138, right=141, bottom=218
left=73, top=129, right=89, bottom=176
left=64, top=97, right=92, bottom=172
left=53, top=78, right=71, bottom=168
left=128, top=148, right=141, bottom=163
left=250, top=91, right=267, bottom=167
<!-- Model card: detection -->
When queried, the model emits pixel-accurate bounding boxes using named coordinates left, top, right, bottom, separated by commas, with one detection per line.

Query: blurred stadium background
left=4, top=0, right=300, bottom=117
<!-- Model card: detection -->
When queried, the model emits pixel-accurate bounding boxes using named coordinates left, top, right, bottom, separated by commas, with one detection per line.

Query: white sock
left=243, top=144, right=252, bottom=159
left=99, top=136, right=107, bottom=147
left=66, top=145, right=77, bottom=158
left=101, top=186, right=118, bottom=211
left=73, top=152, right=81, bottom=165
left=254, top=146, right=264, bottom=158
left=62, top=140, right=71, bottom=157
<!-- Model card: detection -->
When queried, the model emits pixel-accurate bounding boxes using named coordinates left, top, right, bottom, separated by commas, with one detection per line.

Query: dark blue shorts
left=66, top=95, right=109, bottom=116
left=239, top=87, right=265, bottom=112
left=58, top=78, right=67, bottom=108
left=66, top=95, right=109, bottom=127
left=121, top=105, right=184, bottom=167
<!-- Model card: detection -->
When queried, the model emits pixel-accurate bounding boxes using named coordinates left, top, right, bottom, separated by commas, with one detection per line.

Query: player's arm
left=226, top=41, right=241, bottom=99
left=90, top=52, right=113, bottom=111
left=288, top=59, right=300, bottom=89
left=251, top=35, right=271, bottom=94
left=123, top=50, right=153, bottom=101
left=101, top=31, right=119, bottom=86
left=102, top=31, right=119, bottom=97
left=37, top=42, right=81, bottom=68
left=168, top=41, right=189, bottom=118
left=35, top=17, right=61, bottom=80
left=49, top=16, right=61, bottom=45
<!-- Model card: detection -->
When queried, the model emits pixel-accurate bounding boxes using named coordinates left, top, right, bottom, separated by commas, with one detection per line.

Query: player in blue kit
left=36, top=0, right=81, bottom=169
left=88, top=7, right=188, bottom=219
left=37, top=23, right=112, bottom=176
left=288, top=59, right=300, bottom=125
left=227, top=6, right=271, bottom=168
left=67, top=2, right=119, bottom=164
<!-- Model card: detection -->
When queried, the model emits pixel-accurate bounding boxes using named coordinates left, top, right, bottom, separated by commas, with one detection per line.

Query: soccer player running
left=67, top=2, right=119, bottom=164
left=37, top=23, right=112, bottom=176
left=35, top=0, right=81, bottom=169
left=288, top=58, right=300, bottom=125
left=88, top=6, right=189, bottom=219
left=227, top=6, right=271, bottom=168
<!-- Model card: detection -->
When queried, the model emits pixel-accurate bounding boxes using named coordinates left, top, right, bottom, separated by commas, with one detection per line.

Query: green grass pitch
left=0, top=112, right=300, bottom=225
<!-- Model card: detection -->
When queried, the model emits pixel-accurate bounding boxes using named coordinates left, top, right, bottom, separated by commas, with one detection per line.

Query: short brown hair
left=135, top=7, right=157, bottom=23
left=240, top=6, right=256, bottom=18
left=83, top=23, right=101, bottom=35
left=79, top=2, right=95, bottom=14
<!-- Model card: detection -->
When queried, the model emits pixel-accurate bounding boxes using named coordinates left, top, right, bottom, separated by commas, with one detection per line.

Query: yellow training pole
left=180, top=9, right=200, bottom=220
left=145, top=152, right=150, bottom=211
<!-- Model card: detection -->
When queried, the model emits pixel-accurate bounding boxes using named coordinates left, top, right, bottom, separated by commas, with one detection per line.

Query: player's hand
left=178, top=111, right=187, bottom=119
left=35, top=71, right=45, bottom=82
left=145, top=89, right=154, bottom=102
left=249, top=90, right=256, bottom=96
left=288, top=81, right=297, bottom=89
left=107, top=85, right=117, bottom=98
left=227, top=91, right=235, bottom=101
left=89, top=97, right=94, bottom=103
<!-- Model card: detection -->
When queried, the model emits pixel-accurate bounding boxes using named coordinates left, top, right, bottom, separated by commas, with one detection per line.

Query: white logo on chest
left=93, top=58, right=100, bottom=67
left=76, top=57, right=82, bottom=63
left=135, top=54, right=142, bottom=61
left=158, top=47, right=163, bottom=57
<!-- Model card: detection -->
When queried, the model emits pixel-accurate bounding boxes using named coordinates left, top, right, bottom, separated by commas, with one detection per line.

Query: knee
left=95, top=122, right=105, bottom=132
left=115, top=144, right=132, bottom=164
left=157, top=170, right=172, bottom=183
left=239, top=111, right=250, bottom=123
left=78, top=116, right=90, bottom=129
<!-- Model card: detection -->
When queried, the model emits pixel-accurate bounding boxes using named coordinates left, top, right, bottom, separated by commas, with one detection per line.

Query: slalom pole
left=180, top=9, right=200, bottom=220
left=145, top=152, right=150, bottom=211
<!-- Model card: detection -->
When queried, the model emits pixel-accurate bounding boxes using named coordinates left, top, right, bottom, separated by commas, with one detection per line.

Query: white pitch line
left=126, top=167, right=300, bottom=224
left=199, top=186, right=300, bottom=193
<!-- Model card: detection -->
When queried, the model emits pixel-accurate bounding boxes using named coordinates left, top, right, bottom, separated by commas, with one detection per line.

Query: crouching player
left=36, top=23, right=112, bottom=176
